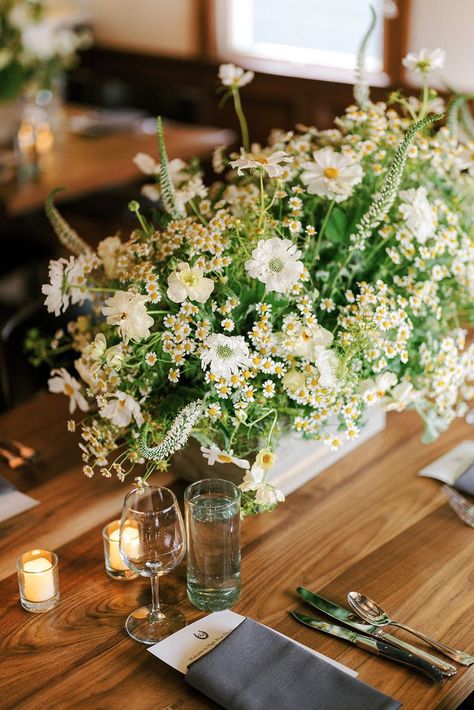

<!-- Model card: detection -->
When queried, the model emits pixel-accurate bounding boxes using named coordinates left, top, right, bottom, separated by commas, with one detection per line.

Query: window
left=215, top=0, right=390, bottom=75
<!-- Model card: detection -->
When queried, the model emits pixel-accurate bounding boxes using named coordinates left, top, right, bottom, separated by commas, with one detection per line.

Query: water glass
left=185, top=478, right=241, bottom=611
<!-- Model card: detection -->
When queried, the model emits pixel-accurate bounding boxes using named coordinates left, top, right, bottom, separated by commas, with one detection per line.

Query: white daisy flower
left=230, top=150, right=293, bottom=178
left=399, top=187, right=436, bottom=243
left=102, top=291, right=154, bottom=342
left=167, top=262, right=214, bottom=304
left=402, top=48, right=445, bottom=75
left=145, top=352, right=157, bottom=366
left=218, top=63, right=254, bottom=88
left=245, top=237, right=303, bottom=293
left=48, top=368, right=89, bottom=414
left=201, top=444, right=250, bottom=468
left=100, top=391, right=144, bottom=428
left=300, top=147, right=363, bottom=202
left=201, top=334, right=251, bottom=379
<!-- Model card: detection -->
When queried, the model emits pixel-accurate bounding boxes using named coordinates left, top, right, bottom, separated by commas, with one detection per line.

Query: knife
left=296, top=587, right=456, bottom=677
left=292, top=612, right=444, bottom=683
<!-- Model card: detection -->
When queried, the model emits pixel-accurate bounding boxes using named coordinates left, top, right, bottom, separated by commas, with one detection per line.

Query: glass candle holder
left=103, top=520, right=139, bottom=580
left=16, top=549, right=59, bottom=613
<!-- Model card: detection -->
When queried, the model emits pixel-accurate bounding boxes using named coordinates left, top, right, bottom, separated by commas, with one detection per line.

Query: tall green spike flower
left=353, top=5, right=377, bottom=110
left=447, top=94, right=474, bottom=137
left=45, top=189, right=92, bottom=256
left=157, top=116, right=182, bottom=219
left=139, top=399, right=203, bottom=463
left=353, top=112, right=444, bottom=245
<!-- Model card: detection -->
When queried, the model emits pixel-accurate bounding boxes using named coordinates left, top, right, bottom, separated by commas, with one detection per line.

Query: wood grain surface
left=0, top=392, right=473, bottom=710
left=0, top=107, right=234, bottom=217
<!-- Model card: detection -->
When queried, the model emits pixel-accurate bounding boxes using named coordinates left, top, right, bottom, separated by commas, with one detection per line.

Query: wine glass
left=120, top=485, right=186, bottom=644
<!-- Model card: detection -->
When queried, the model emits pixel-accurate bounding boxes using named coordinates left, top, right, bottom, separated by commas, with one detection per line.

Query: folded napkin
left=185, top=617, right=401, bottom=710
left=0, top=474, right=38, bottom=522
left=454, top=462, right=474, bottom=496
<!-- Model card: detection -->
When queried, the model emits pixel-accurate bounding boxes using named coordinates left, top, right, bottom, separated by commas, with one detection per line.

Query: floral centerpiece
left=0, top=0, right=91, bottom=101
left=29, top=17, right=474, bottom=516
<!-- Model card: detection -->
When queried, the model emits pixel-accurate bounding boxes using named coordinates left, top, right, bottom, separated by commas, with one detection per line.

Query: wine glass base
left=125, top=604, right=187, bottom=644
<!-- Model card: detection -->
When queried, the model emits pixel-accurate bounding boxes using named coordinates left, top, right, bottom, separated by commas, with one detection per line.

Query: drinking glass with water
left=185, top=478, right=241, bottom=611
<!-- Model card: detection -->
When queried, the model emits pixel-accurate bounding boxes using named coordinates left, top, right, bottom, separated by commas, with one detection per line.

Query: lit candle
left=108, top=525, right=139, bottom=571
left=22, top=556, right=55, bottom=602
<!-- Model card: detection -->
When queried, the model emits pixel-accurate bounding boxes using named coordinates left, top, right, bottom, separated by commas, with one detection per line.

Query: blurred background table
left=0, top=106, right=233, bottom=218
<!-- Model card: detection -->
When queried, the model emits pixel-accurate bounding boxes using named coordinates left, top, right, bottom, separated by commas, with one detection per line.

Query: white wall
left=79, top=0, right=198, bottom=57
left=408, top=0, right=474, bottom=91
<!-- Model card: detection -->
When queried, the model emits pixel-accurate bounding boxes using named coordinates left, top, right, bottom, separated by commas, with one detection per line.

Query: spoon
left=347, top=592, right=474, bottom=666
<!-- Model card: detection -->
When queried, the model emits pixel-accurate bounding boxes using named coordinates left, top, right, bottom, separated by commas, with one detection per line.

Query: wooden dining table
left=0, top=107, right=234, bottom=218
left=0, top=392, right=473, bottom=709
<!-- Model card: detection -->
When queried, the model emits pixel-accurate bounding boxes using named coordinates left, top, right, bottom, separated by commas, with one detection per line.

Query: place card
left=147, top=610, right=358, bottom=677
left=0, top=475, right=38, bottom=523
left=418, top=440, right=474, bottom=485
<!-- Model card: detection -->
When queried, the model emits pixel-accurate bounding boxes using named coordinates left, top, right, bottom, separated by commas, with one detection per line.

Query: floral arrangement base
left=171, top=408, right=386, bottom=496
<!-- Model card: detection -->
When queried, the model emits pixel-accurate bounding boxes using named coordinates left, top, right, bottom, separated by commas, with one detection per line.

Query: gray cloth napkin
left=455, top=462, right=474, bottom=496
left=185, top=617, right=401, bottom=710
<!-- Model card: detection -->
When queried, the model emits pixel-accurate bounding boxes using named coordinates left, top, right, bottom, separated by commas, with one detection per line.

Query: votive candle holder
left=103, top=520, right=139, bottom=580
left=16, top=549, right=60, bottom=613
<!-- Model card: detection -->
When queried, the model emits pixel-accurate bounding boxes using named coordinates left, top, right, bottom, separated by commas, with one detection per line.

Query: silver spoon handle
left=391, top=622, right=474, bottom=666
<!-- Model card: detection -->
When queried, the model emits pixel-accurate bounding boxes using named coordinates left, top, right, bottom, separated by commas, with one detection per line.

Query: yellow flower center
left=324, top=166, right=339, bottom=179
left=217, top=453, right=233, bottom=464
left=64, top=384, right=74, bottom=397
left=181, top=271, right=199, bottom=287
left=254, top=156, right=269, bottom=164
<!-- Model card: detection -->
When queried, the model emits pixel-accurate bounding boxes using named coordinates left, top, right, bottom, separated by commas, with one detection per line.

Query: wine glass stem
left=150, top=574, right=163, bottom=618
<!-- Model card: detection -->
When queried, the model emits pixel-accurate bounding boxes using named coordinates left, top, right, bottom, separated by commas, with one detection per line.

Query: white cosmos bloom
left=42, top=256, right=89, bottom=316
left=87, top=333, right=107, bottom=361
left=301, top=147, right=363, bottom=202
left=230, top=150, right=293, bottom=178
left=382, top=382, right=419, bottom=412
left=200, top=444, right=249, bottom=469
left=102, top=290, right=154, bottom=342
left=218, top=63, right=254, bottom=88
left=201, top=334, right=251, bottom=379
left=399, top=187, right=436, bottom=243
left=133, top=152, right=158, bottom=175
left=314, top=347, right=340, bottom=388
left=167, top=262, right=214, bottom=303
left=141, top=184, right=161, bottom=202
left=402, top=48, right=445, bottom=75
left=97, top=236, right=122, bottom=278
left=245, top=237, right=303, bottom=293
left=74, top=357, right=101, bottom=393
left=100, top=391, right=144, bottom=428
left=292, top=323, right=334, bottom=360
left=22, top=21, right=56, bottom=60
left=48, top=368, right=89, bottom=414
left=360, top=372, right=398, bottom=403
left=239, top=464, right=285, bottom=506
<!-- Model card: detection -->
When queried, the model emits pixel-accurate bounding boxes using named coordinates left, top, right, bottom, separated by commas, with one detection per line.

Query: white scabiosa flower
left=48, top=368, right=89, bottom=414
left=399, top=187, right=436, bottom=243
left=402, top=48, right=445, bottom=75
left=100, top=391, right=144, bottom=428
left=167, top=262, right=214, bottom=303
left=245, top=237, right=303, bottom=293
left=218, top=63, right=254, bottom=88
left=301, top=147, right=363, bottom=202
left=201, top=334, right=251, bottom=379
left=102, top=291, right=154, bottom=342
left=230, top=150, right=293, bottom=178
left=200, top=444, right=249, bottom=469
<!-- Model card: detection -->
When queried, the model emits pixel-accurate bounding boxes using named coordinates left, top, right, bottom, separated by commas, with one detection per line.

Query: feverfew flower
left=218, top=63, right=254, bottom=88
left=301, top=147, right=363, bottom=202
left=201, top=334, right=251, bottom=379
left=402, top=48, right=445, bottom=75
left=100, top=392, right=144, bottom=428
left=399, top=187, right=436, bottom=243
left=48, top=368, right=89, bottom=414
left=167, top=262, right=214, bottom=303
left=245, top=237, right=303, bottom=293
left=230, top=150, right=293, bottom=178
left=102, top=291, right=154, bottom=342
left=201, top=444, right=249, bottom=468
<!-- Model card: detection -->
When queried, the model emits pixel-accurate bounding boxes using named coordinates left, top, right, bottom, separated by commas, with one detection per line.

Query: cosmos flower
left=402, top=48, right=445, bottom=75
left=230, top=150, right=293, bottom=178
left=301, top=147, right=363, bottom=202
left=48, top=368, right=89, bottom=414
left=103, top=291, right=154, bottom=342
left=167, top=262, right=214, bottom=303
left=200, top=444, right=249, bottom=468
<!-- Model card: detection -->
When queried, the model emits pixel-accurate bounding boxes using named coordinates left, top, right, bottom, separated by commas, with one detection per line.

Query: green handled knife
left=291, top=612, right=444, bottom=683
left=296, top=587, right=456, bottom=677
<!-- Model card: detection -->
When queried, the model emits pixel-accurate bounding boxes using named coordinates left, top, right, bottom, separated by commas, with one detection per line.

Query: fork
left=442, top=485, right=474, bottom=528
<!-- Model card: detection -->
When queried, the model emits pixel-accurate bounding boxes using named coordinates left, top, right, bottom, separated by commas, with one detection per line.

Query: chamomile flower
left=145, top=352, right=157, bottom=366
left=262, top=380, right=276, bottom=398
left=402, top=48, right=445, bottom=75
left=301, top=147, right=363, bottom=202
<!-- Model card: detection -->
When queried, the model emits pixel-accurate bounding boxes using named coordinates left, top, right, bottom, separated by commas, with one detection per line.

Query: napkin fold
left=185, top=617, right=401, bottom=710
left=0, top=474, right=38, bottom=522
left=454, top=462, right=474, bottom=496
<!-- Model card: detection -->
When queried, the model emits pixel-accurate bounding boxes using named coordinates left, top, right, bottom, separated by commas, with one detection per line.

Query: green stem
left=189, top=199, right=207, bottom=225
left=313, top=200, right=335, bottom=260
left=232, top=88, right=250, bottom=152
left=419, top=74, right=430, bottom=120
left=266, top=410, right=278, bottom=447
left=258, top=170, right=265, bottom=228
